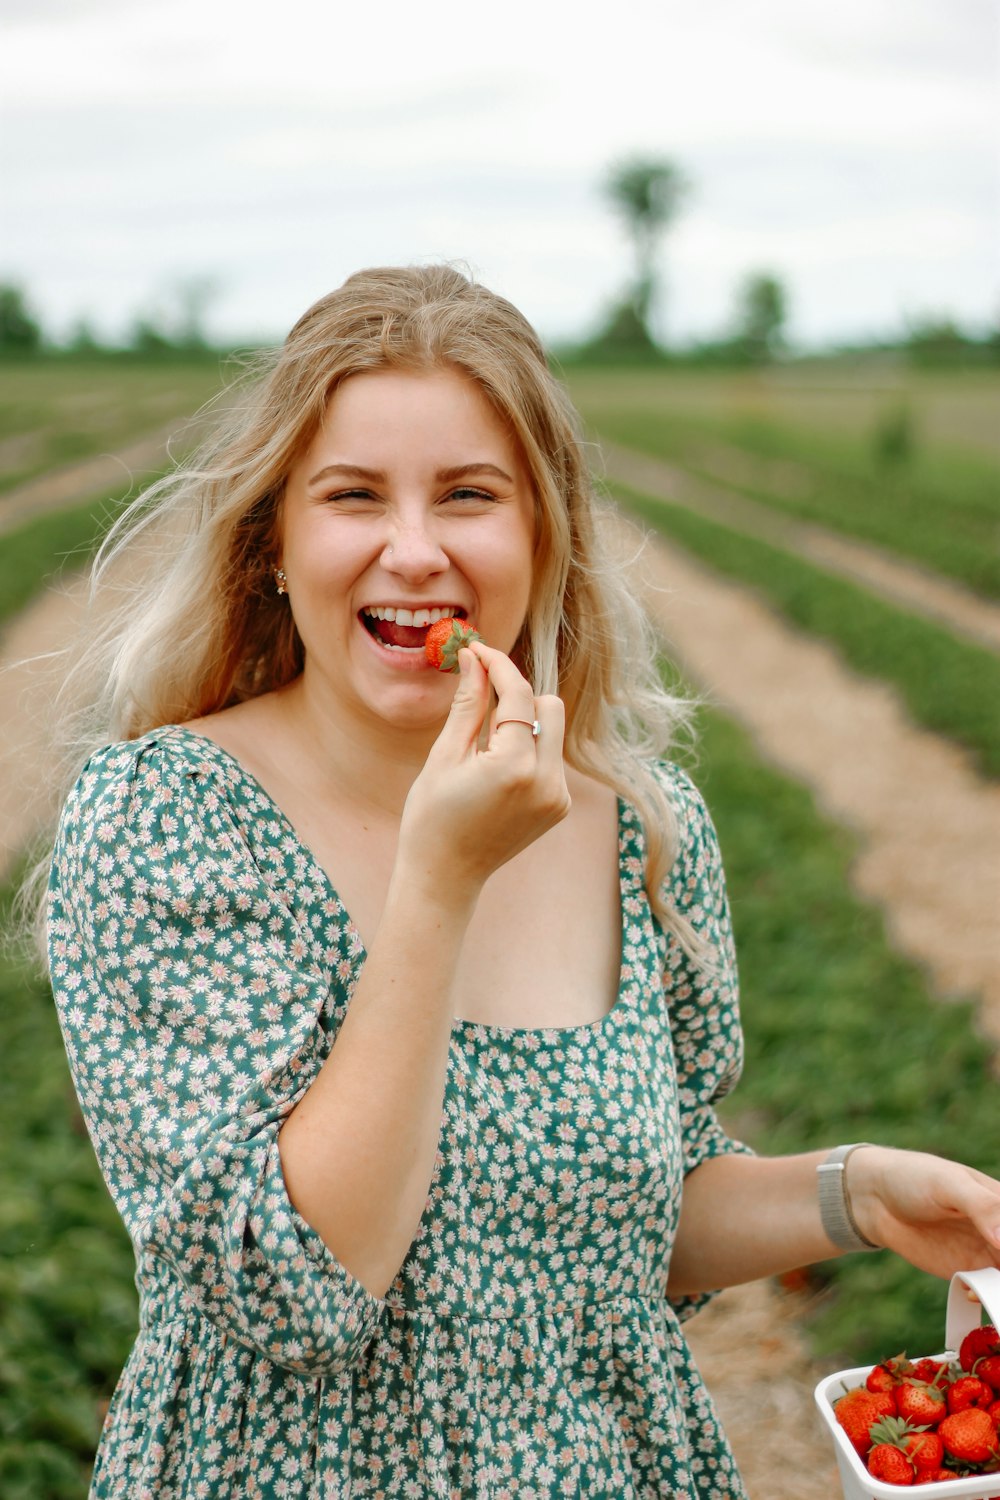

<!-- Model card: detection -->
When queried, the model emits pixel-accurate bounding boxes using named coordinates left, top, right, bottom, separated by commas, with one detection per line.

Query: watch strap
left=817, top=1143, right=881, bottom=1253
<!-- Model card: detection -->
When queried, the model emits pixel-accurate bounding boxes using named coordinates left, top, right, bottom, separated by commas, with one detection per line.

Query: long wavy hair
left=26, top=265, right=701, bottom=953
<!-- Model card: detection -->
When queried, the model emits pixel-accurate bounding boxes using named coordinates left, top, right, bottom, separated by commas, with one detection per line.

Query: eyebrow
left=307, top=461, right=515, bottom=487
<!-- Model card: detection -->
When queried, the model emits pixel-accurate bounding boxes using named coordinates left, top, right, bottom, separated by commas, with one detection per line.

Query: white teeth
left=362, top=605, right=464, bottom=624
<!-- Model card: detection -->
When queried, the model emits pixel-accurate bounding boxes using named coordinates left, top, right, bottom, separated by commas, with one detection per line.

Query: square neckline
left=163, top=723, right=645, bottom=1040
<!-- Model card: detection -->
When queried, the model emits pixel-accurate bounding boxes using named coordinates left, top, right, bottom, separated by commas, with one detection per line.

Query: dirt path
left=603, top=441, right=1000, bottom=655
left=4, top=481, right=998, bottom=1498
left=0, top=413, right=214, bottom=537
left=684, top=1280, right=842, bottom=1498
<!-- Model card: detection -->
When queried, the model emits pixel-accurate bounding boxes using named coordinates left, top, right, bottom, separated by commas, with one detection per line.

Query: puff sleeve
left=46, top=737, right=385, bottom=1378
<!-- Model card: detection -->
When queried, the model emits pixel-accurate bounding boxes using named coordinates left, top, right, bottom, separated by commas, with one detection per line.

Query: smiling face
left=278, top=365, right=537, bottom=737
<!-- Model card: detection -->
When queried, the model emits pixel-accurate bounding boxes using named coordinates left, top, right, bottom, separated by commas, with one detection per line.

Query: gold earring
left=274, top=567, right=287, bottom=596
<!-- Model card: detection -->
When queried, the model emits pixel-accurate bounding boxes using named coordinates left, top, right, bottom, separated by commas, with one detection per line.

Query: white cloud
left=1, top=0, right=996, bottom=345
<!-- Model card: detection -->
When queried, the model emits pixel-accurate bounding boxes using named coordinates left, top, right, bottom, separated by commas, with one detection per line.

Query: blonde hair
left=28, top=265, right=701, bottom=952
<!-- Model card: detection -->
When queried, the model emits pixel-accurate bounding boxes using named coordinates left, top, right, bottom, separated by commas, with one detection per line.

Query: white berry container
left=814, top=1268, right=1000, bottom=1499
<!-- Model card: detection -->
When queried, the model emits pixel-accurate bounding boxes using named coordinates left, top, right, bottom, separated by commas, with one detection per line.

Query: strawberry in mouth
left=424, top=617, right=483, bottom=671
left=360, top=604, right=468, bottom=653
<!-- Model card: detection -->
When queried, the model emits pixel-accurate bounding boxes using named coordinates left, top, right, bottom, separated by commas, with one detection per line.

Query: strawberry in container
left=815, top=1269, right=1000, bottom=1497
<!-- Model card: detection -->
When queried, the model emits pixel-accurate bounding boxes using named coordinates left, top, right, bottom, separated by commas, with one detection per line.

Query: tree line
left=582, top=155, right=999, bottom=367
left=1, top=155, right=996, bottom=366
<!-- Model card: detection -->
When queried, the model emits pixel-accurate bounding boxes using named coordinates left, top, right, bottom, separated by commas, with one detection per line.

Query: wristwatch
left=817, top=1143, right=881, bottom=1253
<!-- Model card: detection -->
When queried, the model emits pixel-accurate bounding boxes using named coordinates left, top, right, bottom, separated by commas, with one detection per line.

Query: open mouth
left=360, top=604, right=467, bottom=651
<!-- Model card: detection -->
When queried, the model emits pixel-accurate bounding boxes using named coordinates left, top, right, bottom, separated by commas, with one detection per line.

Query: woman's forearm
left=667, top=1144, right=1000, bottom=1298
left=278, top=868, right=479, bottom=1300
left=665, top=1150, right=850, bottom=1296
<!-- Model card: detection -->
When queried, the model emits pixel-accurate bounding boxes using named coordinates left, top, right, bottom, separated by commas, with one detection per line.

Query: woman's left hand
left=849, top=1146, right=1000, bottom=1277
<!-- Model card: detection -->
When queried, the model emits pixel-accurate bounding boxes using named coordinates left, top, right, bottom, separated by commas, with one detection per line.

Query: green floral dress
left=48, top=726, right=751, bottom=1499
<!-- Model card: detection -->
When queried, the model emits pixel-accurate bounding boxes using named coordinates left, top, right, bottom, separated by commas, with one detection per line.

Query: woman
left=45, top=265, right=1000, bottom=1499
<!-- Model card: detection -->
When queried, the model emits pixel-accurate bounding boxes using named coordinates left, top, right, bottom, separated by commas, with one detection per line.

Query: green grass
left=616, top=481, right=1000, bottom=779
left=0, top=880, right=136, bottom=1500
left=699, top=704, right=998, bottom=1364
left=0, top=356, right=228, bottom=630
left=568, top=370, right=1000, bottom=599
left=0, top=496, right=127, bottom=628
left=563, top=365, right=1000, bottom=462
left=0, top=356, right=228, bottom=494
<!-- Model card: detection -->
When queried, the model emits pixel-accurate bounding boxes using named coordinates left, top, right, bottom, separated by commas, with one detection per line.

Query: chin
left=363, top=689, right=452, bottom=736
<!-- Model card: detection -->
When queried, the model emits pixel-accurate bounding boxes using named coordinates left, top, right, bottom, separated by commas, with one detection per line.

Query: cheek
left=286, top=523, right=353, bottom=587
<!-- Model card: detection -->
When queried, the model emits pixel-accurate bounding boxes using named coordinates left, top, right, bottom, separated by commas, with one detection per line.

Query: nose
left=380, top=510, right=448, bottom=580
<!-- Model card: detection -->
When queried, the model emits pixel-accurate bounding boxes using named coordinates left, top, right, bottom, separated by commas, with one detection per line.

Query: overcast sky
left=1, top=0, right=997, bottom=349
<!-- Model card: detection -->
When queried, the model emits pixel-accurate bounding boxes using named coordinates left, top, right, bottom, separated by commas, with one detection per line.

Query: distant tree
left=733, top=272, right=787, bottom=362
left=127, top=276, right=222, bottom=356
left=871, top=401, right=916, bottom=468
left=173, top=274, right=220, bottom=349
left=128, top=314, right=175, bottom=354
left=904, top=316, right=976, bottom=367
left=0, top=283, right=43, bottom=352
left=602, top=155, right=689, bottom=348
left=66, top=317, right=102, bottom=353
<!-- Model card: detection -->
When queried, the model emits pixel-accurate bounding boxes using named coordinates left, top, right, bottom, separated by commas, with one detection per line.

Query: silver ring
left=496, top=718, right=540, bottom=738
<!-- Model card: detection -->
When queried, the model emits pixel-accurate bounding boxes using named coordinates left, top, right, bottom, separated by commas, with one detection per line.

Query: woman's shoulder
left=648, top=758, right=717, bottom=842
left=648, top=757, right=703, bottom=807
left=58, top=725, right=235, bottom=835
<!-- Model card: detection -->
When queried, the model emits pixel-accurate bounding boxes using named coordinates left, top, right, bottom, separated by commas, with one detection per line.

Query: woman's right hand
left=397, top=642, right=571, bottom=898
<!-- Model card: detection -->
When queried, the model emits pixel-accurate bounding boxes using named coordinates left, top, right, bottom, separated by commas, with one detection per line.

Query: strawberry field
left=1, top=356, right=998, bottom=1498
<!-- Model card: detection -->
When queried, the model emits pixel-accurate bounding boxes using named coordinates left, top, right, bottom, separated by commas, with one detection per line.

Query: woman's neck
left=268, top=675, right=439, bottom=820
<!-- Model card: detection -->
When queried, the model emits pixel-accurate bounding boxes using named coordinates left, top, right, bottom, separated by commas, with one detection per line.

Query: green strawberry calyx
left=869, top=1415, right=929, bottom=1448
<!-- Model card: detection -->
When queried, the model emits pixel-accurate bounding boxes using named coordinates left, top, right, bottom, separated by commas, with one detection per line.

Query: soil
left=3, top=434, right=999, bottom=1498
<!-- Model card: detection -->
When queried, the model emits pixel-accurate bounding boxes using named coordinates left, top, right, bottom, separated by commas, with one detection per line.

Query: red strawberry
left=869, top=1417, right=944, bottom=1476
left=939, top=1407, right=1000, bottom=1465
left=897, top=1381, right=947, bottom=1427
left=915, top=1470, right=956, bottom=1484
left=868, top=1355, right=911, bottom=1395
left=868, top=1443, right=915, bottom=1484
left=424, top=617, right=483, bottom=672
left=904, top=1431, right=945, bottom=1473
left=835, top=1386, right=898, bottom=1456
left=948, top=1374, right=994, bottom=1413
left=988, top=1398, right=1000, bottom=1427
left=977, top=1355, right=1000, bottom=1392
left=867, top=1363, right=899, bottom=1396
left=912, top=1358, right=948, bottom=1386
left=960, top=1324, right=1000, bottom=1373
